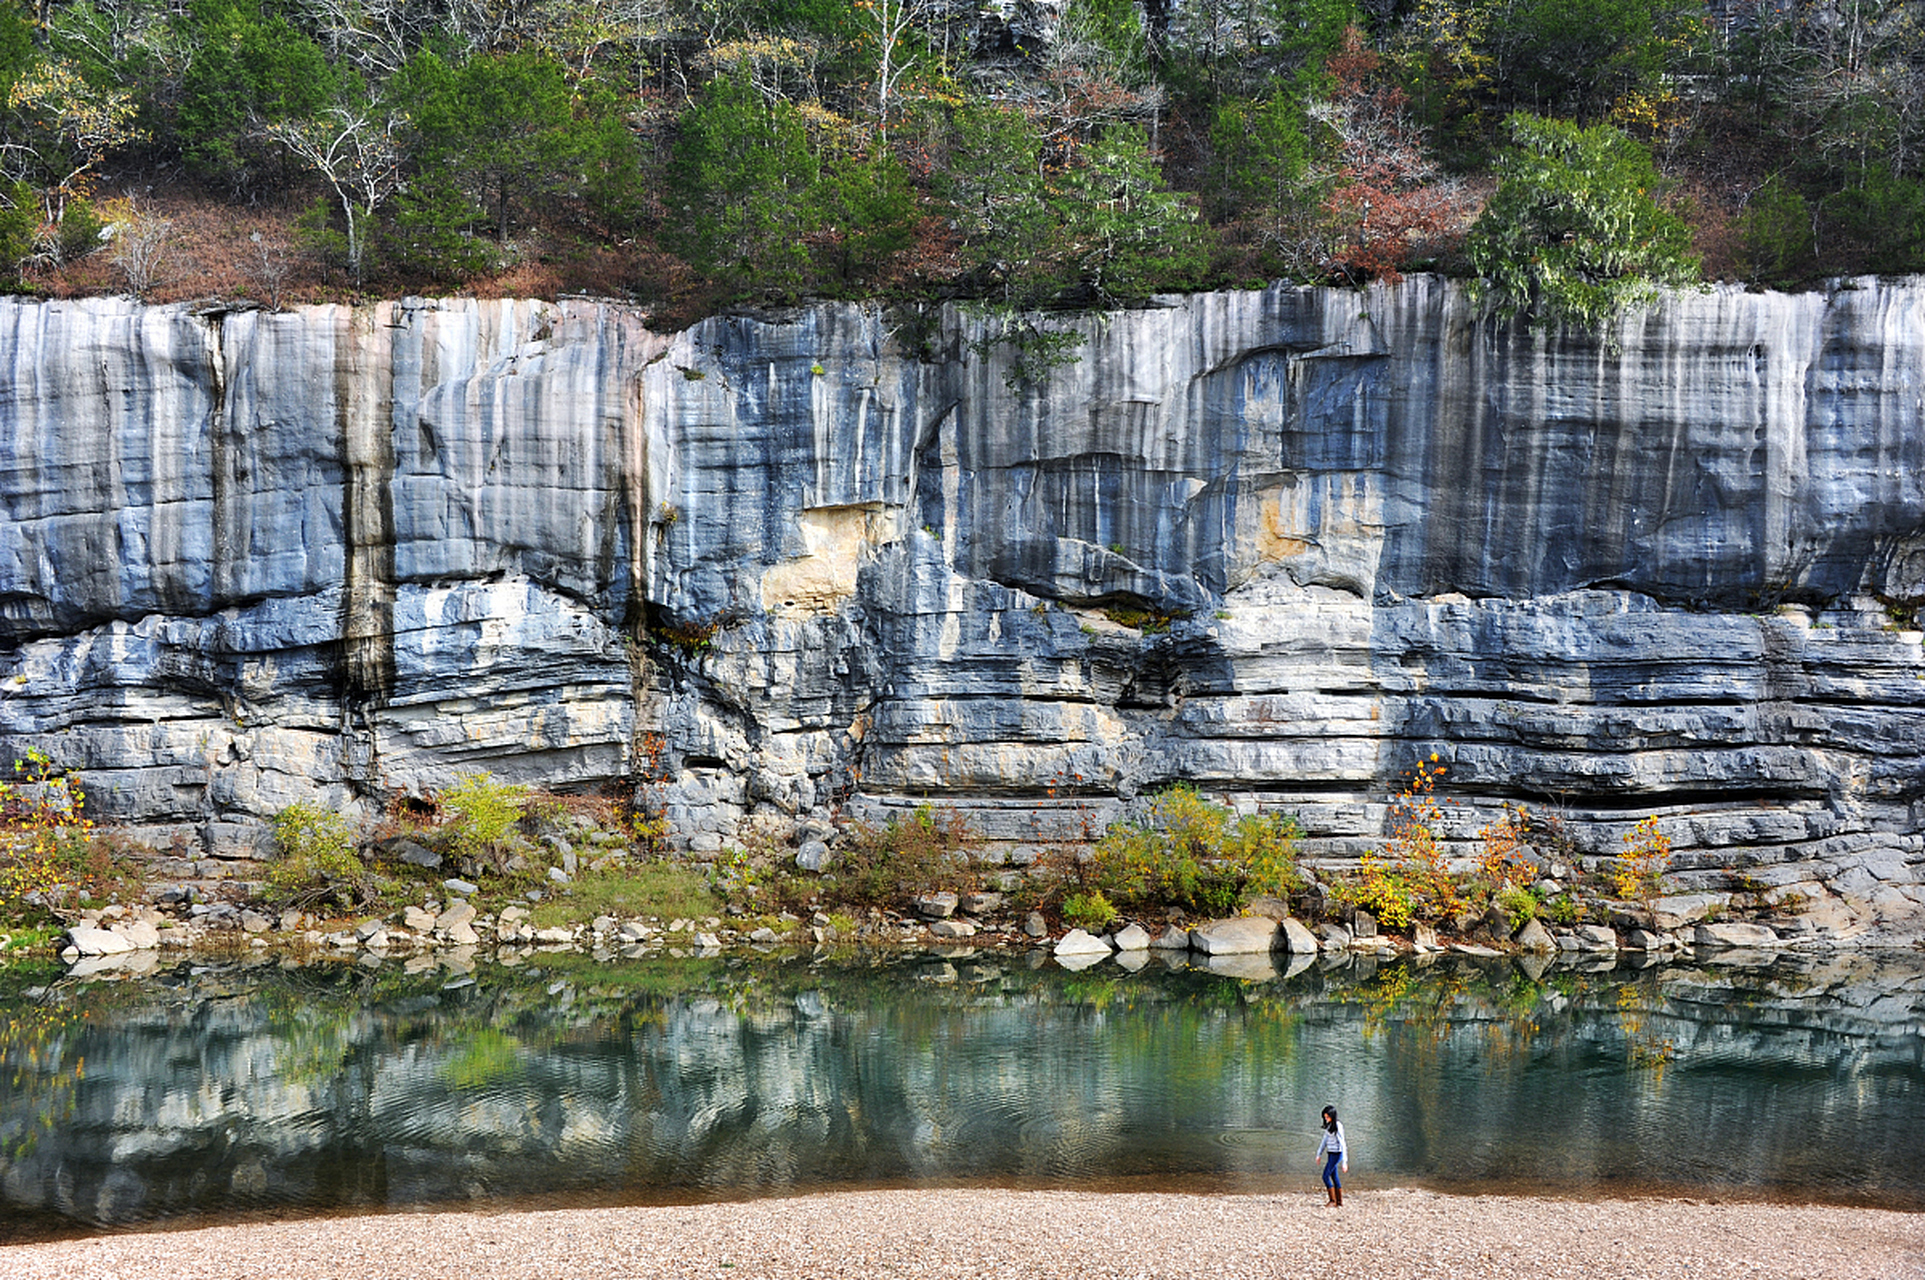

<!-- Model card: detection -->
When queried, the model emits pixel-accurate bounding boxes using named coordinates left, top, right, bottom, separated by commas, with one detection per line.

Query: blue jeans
left=1323, top=1150, right=1343, bottom=1189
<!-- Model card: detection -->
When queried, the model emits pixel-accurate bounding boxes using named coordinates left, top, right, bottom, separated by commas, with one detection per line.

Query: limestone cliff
left=3, top=280, right=1923, bottom=938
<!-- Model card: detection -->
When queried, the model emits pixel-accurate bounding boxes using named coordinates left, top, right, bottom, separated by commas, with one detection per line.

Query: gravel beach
left=3, top=1187, right=1919, bottom=1280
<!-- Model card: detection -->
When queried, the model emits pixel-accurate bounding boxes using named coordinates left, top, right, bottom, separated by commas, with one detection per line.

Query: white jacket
left=1315, top=1122, right=1347, bottom=1162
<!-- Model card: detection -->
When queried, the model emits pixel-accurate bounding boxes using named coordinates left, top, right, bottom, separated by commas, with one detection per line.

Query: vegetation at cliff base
left=0, top=0, right=1919, bottom=317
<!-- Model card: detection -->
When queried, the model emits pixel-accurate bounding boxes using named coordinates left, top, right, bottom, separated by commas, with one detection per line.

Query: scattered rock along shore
left=45, top=880, right=1920, bottom=980
left=2, top=1187, right=1917, bottom=1280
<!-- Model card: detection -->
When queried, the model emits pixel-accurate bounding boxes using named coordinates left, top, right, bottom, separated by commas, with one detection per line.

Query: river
left=1, top=945, right=1919, bottom=1240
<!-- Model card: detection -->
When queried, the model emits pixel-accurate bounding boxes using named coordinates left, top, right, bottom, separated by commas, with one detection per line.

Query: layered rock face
left=3, top=280, right=1924, bottom=936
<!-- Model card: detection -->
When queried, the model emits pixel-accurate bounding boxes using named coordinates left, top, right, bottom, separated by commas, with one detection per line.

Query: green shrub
left=1494, top=883, right=1539, bottom=931
left=1544, top=893, right=1581, bottom=926
left=826, top=805, right=972, bottom=907
left=1061, top=889, right=1118, bottom=932
left=1088, top=786, right=1300, bottom=917
left=266, top=802, right=374, bottom=909
left=439, top=772, right=527, bottom=862
left=55, top=199, right=103, bottom=266
left=1220, top=810, right=1302, bottom=900
left=1342, top=852, right=1417, bottom=931
left=1466, top=113, right=1698, bottom=329
left=1819, top=164, right=1925, bottom=275
left=0, top=180, right=36, bottom=283
left=1331, top=758, right=1465, bottom=929
left=1740, top=176, right=1813, bottom=285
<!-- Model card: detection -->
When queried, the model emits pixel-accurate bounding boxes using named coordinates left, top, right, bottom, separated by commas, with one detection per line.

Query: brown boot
left=1334, top=1187, right=1343, bottom=1207
left=1323, top=1186, right=1334, bottom=1206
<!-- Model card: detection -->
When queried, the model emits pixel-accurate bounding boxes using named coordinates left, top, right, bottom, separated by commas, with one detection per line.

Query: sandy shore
left=2, top=1187, right=1919, bottom=1280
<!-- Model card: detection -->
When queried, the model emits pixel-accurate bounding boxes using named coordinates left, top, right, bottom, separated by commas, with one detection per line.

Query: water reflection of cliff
left=2, top=950, right=1921, bottom=1238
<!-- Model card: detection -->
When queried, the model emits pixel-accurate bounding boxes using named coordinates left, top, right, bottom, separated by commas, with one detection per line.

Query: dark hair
left=1322, top=1106, right=1338, bottom=1133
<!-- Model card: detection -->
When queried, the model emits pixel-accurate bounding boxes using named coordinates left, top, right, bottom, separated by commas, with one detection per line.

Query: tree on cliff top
left=663, top=66, right=821, bottom=300
left=1466, top=112, right=1697, bottom=330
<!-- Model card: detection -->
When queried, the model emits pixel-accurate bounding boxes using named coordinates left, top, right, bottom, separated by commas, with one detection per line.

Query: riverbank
left=2, top=1187, right=1917, bottom=1279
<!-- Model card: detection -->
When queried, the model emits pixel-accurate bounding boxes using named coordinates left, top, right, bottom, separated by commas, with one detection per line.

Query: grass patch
left=529, top=859, right=720, bottom=928
left=513, top=951, right=736, bottom=995
left=1099, top=605, right=1188, bottom=634
left=441, top=1027, right=523, bottom=1089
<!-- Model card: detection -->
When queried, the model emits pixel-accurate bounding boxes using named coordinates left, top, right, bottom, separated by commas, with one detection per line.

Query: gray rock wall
left=3, top=281, right=1924, bottom=937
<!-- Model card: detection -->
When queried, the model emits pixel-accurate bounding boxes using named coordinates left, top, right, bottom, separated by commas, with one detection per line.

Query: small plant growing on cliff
left=440, top=773, right=527, bottom=863
left=267, top=802, right=375, bottom=910
left=1100, top=605, right=1187, bottom=634
left=649, top=615, right=720, bottom=654
left=1613, top=816, right=1671, bottom=904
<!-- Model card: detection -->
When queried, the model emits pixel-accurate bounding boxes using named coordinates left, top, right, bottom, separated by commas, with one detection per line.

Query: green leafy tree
left=664, top=67, right=821, bottom=298
left=1168, top=0, right=1353, bottom=100
left=175, top=1, right=338, bottom=190
left=569, top=77, right=646, bottom=230
left=1777, top=0, right=1925, bottom=178
left=817, top=147, right=917, bottom=286
left=0, top=177, right=34, bottom=279
left=1211, top=85, right=1315, bottom=219
left=1395, top=0, right=1708, bottom=154
left=399, top=50, right=602, bottom=243
left=1739, top=175, right=1814, bottom=286
left=1819, top=162, right=1925, bottom=275
left=4, top=55, right=143, bottom=249
left=938, top=101, right=1055, bottom=304
left=43, top=0, right=180, bottom=136
left=1466, top=112, right=1697, bottom=329
left=0, top=0, right=28, bottom=99
left=1483, top=0, right=1676, bottom=121
left=1210, top=83, right=1327, bottom=273
left=385, top=167, right=499, bottom=281
left=0, top=3, right=37, bottom=275
left=1054, top=125, right=1207, bottom=302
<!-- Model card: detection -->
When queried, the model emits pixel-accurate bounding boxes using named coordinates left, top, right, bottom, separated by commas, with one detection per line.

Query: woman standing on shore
left=1315, top=1106, right=1347, bottom=1206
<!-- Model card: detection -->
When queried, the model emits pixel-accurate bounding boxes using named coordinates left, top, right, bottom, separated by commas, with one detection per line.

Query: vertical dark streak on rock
left=618, top=320, right=655, bottom=786
left=338, top=306, right=397, bottom=753
left=203, top=309, right=229, bottom=616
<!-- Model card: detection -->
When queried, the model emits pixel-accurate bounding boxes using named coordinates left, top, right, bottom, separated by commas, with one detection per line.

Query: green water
left=0, top=946, right=1919, bottom=1239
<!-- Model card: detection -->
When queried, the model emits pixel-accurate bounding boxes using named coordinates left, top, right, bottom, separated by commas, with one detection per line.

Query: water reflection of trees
left=2, top=949, right=1922, bottom=1232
